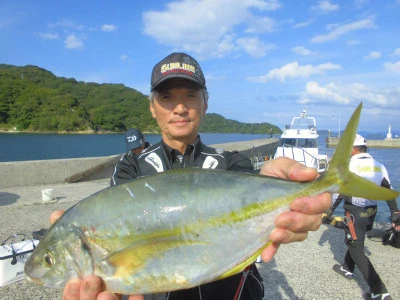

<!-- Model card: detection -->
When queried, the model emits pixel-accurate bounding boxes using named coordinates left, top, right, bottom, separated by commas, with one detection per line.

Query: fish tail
left=322, top=102, right=398, bottom=200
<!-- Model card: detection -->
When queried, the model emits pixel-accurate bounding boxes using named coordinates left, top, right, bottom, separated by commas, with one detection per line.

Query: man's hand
left=258, top=157, right=331, bottom=262
left=392, top=212, right=400, bottom=232
left=49, top=211, right=144, bottom=300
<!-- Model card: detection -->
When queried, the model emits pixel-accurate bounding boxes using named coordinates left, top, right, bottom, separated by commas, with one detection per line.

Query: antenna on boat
left=301, top=107, right=307, bottom=118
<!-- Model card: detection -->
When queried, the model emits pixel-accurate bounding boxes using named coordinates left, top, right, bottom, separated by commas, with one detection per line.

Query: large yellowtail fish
left=25, top=103, right=398, bottom=294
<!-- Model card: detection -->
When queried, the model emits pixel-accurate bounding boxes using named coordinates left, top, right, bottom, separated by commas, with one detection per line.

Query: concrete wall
left=0, top=154, right=121, bottom=188
left=326, top=137, right=400, bottom=148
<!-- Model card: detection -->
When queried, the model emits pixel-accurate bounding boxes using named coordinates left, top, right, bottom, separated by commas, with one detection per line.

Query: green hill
left=0, top=64, right=281, bottom=134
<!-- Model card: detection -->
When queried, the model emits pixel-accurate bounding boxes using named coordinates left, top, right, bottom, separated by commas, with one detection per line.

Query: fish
left=24, top=103, right=398, bottom=294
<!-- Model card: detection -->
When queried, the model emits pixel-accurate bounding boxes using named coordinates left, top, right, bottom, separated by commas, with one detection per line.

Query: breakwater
left=0, top=139, right=278, bottom=188
left=326, top=137, right=400, bottom=148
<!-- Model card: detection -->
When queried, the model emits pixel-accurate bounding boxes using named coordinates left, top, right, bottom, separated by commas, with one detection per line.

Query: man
left=55, top=52, right=331, bottom=300
left=124, top=128, right=150, bottom=155
left=332, top=134, right=400, bottom=300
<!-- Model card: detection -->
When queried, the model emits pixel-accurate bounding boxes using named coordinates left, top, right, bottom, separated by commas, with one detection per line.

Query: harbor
left=326, top=125, right=400, bottom=148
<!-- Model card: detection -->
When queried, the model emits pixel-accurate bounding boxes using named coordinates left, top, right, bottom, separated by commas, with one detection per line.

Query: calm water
left=1, top=132, right=399, bottom=221
left=0, top=132, right=270, bottom=162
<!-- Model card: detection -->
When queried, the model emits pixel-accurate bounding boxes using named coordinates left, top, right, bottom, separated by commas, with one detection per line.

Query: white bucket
left=41, top=189, right=54, bottom=202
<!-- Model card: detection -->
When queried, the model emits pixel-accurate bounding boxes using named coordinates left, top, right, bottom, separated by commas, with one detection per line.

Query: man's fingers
left=290, top=192, right=331, bottom=215
left=127, top=295, right=145, bottom=300
left=79, top=275, right=106, bottom=300
left=261, top=157, right=317, bottom=182
left=63, top=278, right=83, bottom=300
left=274, top=211, right=322, bottom=232
left=269, top=228, right=309, bottom=244
left=50, top=210, right=65, bottom=224
left=260, top=242, right=279, bottom=262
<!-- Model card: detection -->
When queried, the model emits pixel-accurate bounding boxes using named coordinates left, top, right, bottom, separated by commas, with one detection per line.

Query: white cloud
left=347, top=40, right=360, bottom=46
left=245, top=16, right=276, bottom=33
left=248, top=61, right=341, bottom=82
left=292, top=46, right=314, bottom=56
left=394, top=48, right=400, bottom=55
left=384, top=60, right=400, bottom=73
left=354, top=0, right=368, bottom=8
left=299, top=81, right=400, bottom=107
left=311, top=1, right=339, bottom=12
left=310, top=17, right=375, bottom=43
left=142, top=0, right=282, bottom=58
left=120, top=55, right=128, bottom=61
left=38, top=32, right=59, bottom=40
left=236, top=37, right=275, bottom=58
left=293, top=19, right=313, bottom=29
left=301, top=81, right=349, bottom=104
left=64, top=35, right=84, bottom=49
left=101, top=24, right=117, bottom=32
left=364, top=51, right=381, bottom=60
left=49, top=19, right=85, bottom=31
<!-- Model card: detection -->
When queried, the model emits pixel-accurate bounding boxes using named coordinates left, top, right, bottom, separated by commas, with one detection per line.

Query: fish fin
left=217, top=241, right=272, bottom=280
left=337, top=171, right=398, bottom=200
left=104, top=239, right=206, bottom=278
left=321, top=102, right=399, bottom=200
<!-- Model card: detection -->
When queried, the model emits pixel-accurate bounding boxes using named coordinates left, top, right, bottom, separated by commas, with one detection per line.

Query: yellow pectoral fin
left=105, top=239, right=207, bottom=278
left=217, top=241, right=272, bottom=280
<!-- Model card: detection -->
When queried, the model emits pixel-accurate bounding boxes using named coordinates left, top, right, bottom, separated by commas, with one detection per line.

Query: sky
left=1, top=0, right=400, bottom=133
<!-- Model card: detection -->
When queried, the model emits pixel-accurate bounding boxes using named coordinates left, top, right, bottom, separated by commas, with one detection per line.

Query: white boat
left=273, top=108, right=328, bottom=173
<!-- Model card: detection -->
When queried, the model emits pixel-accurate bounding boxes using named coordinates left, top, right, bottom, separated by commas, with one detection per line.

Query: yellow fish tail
left=322, top=102, right=398, bottom=200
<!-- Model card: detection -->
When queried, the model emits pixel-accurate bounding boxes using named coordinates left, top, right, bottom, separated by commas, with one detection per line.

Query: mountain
left=0, top=64, right=281, bottom=134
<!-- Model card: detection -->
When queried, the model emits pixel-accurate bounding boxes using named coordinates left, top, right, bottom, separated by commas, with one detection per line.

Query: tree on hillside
left=0, top=64, right=282, bottom=134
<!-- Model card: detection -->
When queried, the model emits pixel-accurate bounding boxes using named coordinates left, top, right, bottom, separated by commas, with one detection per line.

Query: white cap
left=353, top=134, right=366, bottom=146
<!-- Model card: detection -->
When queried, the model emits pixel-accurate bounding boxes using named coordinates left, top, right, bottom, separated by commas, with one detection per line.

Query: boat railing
left=281, top=144, right=318, bottom=167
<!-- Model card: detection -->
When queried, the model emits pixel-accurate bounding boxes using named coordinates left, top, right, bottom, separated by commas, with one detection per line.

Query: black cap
left=125, top=129, right=144, bottom=150
left=151, top=52, right=206, bottom=91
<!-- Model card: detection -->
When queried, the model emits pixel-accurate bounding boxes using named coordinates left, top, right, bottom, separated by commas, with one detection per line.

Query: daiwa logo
left=145, top=153, right=164, bottom=173
left=202, top=156, right=219, bottom=169
left=127, top=135, right=140, bottom=142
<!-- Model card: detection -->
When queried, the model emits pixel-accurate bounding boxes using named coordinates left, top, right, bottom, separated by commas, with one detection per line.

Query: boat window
left=280, top=138, right=296, bottom=146
left=298, top=138, right=317, bottom=148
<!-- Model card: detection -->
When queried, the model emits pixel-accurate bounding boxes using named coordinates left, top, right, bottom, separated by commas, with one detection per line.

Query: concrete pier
left=326, top=136, right=400, bottom=148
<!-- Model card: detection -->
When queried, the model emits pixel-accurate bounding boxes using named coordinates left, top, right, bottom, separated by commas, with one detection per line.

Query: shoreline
left=0, top=129, right=121, bottom=135
left=326, top=136, right=400, bottom=148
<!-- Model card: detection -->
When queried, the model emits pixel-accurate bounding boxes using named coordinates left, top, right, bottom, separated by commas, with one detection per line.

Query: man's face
left=132, top=145, right=144, bottom=155
left=150, top=79, right=208, bottom=145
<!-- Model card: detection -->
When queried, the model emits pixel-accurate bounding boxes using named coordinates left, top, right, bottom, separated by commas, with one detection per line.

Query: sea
left=1, top=132, right=399, bottom=222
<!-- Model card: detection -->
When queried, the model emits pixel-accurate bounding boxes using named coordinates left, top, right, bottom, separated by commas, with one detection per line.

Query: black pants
left=343, top=204, right=388, bottom=294
left=167, top=263, right=264, bottom=300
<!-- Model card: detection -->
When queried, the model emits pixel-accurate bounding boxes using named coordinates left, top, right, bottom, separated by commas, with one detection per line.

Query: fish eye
left=43, top=252, right=54, bottom=268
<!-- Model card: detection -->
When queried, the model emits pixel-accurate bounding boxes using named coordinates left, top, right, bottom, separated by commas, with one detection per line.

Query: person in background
left=125, top=128, right=150, bottom=155
left=332, top=134, right=400, bottom=300
left=53, top=52, right=331, bottom=300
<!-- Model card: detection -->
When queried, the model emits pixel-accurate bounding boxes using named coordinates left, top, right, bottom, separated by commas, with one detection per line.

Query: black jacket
left=111, top=137, right=254, bottom=186
left=110, top=137, right=264, bottom=299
